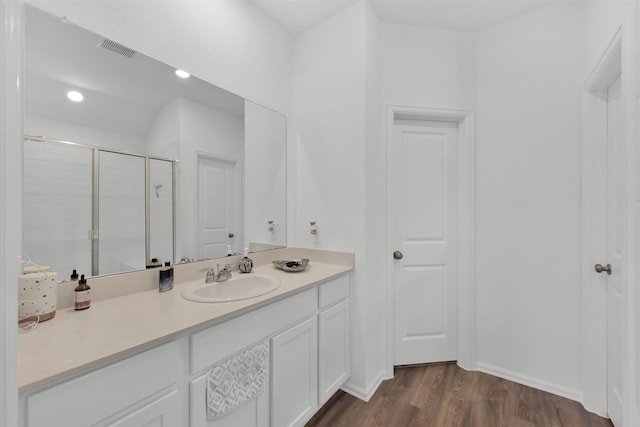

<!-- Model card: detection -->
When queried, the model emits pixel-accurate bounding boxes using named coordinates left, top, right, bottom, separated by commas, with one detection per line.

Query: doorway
left=390, top=118, right=459, bottom=365
left=602, top=74, right=624, bottom=426
left=581, top=30, right=628, bottom=424
left=196, top=153, right=241, bottom=259
left=386, top=106, right=475, bottom=371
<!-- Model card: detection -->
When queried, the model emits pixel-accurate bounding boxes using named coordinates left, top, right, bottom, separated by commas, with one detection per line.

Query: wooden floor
left=306, top=363, right=613, bottom=427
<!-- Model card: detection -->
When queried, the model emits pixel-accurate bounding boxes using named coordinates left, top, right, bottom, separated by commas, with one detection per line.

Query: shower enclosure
left=23, top=136, right=175, bottom=278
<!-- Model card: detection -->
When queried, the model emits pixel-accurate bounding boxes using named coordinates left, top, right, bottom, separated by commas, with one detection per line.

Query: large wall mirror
left=23, top=5, right=287, bottom=279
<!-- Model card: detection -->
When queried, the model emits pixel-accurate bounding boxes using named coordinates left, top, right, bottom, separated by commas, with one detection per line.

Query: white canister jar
left=18, top=272, right=57, bottom=323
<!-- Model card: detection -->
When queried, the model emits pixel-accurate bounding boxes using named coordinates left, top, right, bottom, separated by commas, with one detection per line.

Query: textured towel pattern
left=206, top=341, right=269, bottom=420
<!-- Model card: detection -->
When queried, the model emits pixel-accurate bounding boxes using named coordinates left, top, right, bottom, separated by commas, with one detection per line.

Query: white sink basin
left=181, top=274, right=280, bottom=303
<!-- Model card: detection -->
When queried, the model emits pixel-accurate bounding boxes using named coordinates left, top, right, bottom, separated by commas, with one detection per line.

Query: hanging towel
left=206, top=341, right=269, bottom=420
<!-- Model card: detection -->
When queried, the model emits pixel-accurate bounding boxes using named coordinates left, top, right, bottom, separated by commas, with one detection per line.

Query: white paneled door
left=391, top=119, right=459, bottom=365
left=197, top=154, right=241, bottom=259
left=603, top=74, right=624, bottom=426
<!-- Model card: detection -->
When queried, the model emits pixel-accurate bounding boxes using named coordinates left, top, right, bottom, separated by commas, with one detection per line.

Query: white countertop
left=18, top=260, right=351, bottom=392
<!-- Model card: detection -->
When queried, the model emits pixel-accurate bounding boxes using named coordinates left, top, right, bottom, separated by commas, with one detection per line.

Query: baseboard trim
left=475, top=362, right=582, bottom=403
left=341, top=369, right=390, bottom=402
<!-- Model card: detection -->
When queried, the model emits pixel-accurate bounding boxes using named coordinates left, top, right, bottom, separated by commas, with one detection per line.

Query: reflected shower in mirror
left=24, top=137, right=176, bottom=277
left=23, top=4, right=287, bottom=279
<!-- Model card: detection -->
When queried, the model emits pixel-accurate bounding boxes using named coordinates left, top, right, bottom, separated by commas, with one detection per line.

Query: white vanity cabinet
left=21, top=338, right=188, bottom=427
left=188, top=287, right=318, bottom=427
left=20, top=271, right=352, bottom=427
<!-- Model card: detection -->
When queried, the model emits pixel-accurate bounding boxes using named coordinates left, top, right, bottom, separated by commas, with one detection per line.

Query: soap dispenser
left=74, top=275, right=91, bottom=311
left=239, top=247, right=253, bottom=273
left=159, top=262, right=174, bottom=292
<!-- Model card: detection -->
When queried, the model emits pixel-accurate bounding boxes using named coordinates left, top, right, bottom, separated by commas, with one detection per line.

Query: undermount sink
left=181, top=273, right=281, bottom=303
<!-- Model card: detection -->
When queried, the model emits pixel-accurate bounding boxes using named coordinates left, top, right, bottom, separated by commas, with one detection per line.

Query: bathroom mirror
left=23, top=5, right=287, bottom=278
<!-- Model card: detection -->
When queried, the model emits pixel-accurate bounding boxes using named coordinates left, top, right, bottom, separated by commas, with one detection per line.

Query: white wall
left=146, top=100, right=182, bottom=160
left=292, top=1, right=389, bottom=397
left=380, top=23, right=475, bottom=110
left=363, top=2, right=388, bottom=396
left=474, top=1, right=584, bottom=399
left=26, top=116, right=147, bottom=153
left=244, top=101, right=287, bottom=249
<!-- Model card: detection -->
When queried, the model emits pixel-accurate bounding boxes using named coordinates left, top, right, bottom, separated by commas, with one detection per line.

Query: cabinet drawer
left=318, top=274, right=350, bottom=309
left=27, top=339, right=183, bottom=427
left=191, top=287, right=317, bottom=373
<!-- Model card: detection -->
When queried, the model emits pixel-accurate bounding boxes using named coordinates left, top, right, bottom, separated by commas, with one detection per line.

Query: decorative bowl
left=272, top=259, right=309, bottom=272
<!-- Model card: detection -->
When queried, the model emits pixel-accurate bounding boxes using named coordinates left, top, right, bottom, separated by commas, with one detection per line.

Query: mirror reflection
left=23, top=5, right=287, bottom=278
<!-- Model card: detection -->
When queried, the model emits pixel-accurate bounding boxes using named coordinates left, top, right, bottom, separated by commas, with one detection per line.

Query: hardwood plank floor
left=306, top=363, right=613, bottom=427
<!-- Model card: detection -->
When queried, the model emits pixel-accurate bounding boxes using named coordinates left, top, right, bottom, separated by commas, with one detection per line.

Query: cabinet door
left=318, top=299, right=350, bottom=405
left=106, top=389, right=180, bottom=427
left=271, top=317, right=318, bottom=427
left=189, top=374, right=269, bottom=427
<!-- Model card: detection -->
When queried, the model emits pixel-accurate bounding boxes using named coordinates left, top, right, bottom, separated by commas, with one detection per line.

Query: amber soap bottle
left=74, top=274, right=91, bottom=310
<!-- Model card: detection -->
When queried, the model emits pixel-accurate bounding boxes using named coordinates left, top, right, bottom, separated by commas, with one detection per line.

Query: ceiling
left=252, top=0, right=558, bottom=34
left=25, top=5, right=244, bottom=141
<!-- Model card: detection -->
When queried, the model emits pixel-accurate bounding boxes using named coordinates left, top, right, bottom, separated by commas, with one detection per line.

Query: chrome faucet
left=216, top=264, right=233, bottom=282
left=200, top=264, right=233, bottom=283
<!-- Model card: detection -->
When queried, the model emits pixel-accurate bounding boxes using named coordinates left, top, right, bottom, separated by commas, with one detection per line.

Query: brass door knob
left=393, top=251, right=403, bottom=260
left=594, top=263, right=612, bottom=275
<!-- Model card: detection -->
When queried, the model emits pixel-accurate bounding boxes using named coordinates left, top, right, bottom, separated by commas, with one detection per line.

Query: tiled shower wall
left=23, top=139, right=92, bottom=278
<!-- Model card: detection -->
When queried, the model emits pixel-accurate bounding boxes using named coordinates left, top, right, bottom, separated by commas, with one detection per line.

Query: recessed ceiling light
left=175, top=69, right=190, bottom=79
left=67, top=90, right=84, bottom=102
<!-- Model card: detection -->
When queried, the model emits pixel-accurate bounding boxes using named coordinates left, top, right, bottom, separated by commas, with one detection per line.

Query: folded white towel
left=206, top=341, right=269, bottom=420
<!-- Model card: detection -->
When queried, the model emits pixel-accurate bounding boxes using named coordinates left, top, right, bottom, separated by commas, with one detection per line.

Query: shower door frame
left=24, top=135, right=176, bottom=276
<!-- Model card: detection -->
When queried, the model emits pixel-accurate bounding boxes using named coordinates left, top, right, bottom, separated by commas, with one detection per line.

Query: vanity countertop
left=18, top=259, right=352, bottom=392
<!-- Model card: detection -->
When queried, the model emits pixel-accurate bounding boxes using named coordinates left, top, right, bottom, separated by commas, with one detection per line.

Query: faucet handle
left=199, top=267, right=217, bottom=283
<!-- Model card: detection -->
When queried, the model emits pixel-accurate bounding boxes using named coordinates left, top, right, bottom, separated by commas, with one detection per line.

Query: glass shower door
left=98, top=151, right=146, bottom=275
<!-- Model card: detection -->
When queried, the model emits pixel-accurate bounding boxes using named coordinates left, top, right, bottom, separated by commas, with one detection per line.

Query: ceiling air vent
left=98, top=38, right=137, bottom=58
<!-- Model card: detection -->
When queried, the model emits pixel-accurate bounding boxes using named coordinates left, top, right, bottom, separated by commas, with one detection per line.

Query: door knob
left=594, top=263, right=612, bottom=275
left=393, top=251, right=403, bottom=260
left=228, top=233, right=235, bottom=238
